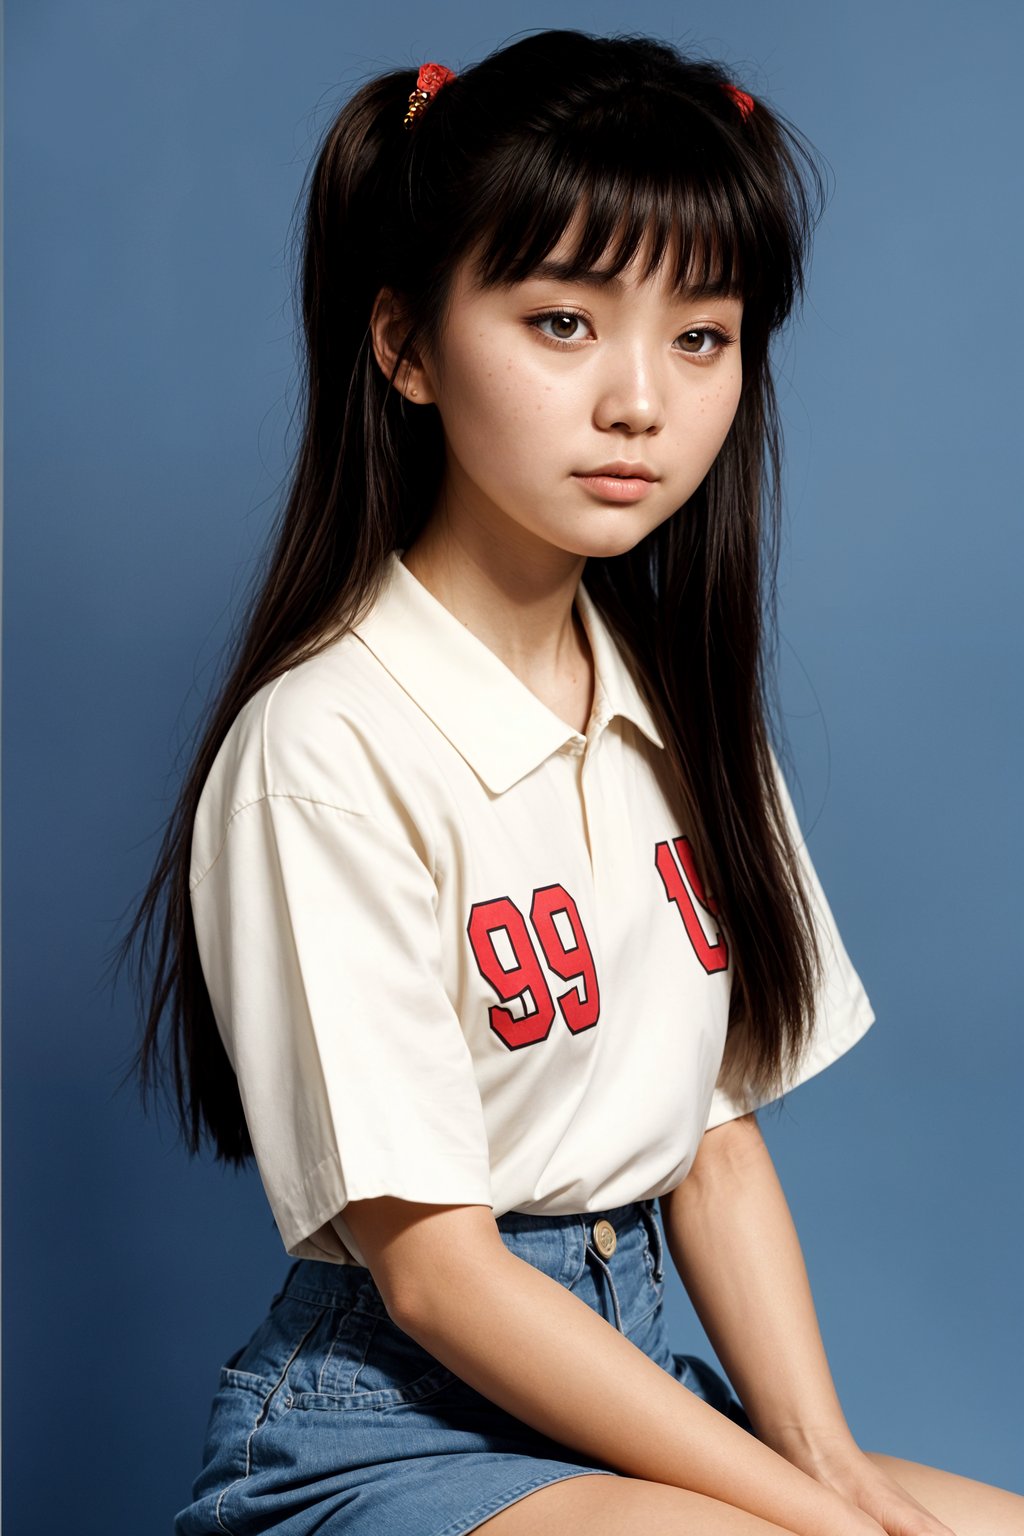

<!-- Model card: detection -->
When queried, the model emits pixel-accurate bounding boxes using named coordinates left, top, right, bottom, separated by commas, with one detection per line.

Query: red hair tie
left=403, top=62, right=458, bottom=129
left=720, top=82, right=755, bottom=121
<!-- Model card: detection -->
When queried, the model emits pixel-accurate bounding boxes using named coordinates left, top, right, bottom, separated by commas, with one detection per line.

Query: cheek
left=443, top=345, right=525, bottom=446
left=440, top=344, right=566, bottom=469
left=692, top=372, right=743, bottom=460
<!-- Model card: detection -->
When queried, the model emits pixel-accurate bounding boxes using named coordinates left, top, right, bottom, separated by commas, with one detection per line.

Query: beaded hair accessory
left=720, top=82, right=755, bottom=120
left=403, top=61, right=458, bottom=128
left=402, top=61, right=750, bottom=129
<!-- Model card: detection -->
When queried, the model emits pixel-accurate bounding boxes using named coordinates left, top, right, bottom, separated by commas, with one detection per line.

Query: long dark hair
left=112, top=27, right=829, bottom=1164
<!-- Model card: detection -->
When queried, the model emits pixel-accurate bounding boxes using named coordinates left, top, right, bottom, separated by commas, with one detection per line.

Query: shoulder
left=190, top=629, right=441, bottom=882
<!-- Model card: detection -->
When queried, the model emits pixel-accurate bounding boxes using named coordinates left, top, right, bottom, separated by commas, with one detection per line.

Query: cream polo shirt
left=189, top=550, right=875, bottom=1268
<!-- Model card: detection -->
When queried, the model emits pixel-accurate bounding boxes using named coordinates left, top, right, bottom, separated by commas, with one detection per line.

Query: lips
left=572, top=468, right=656, bottom=503
left=575, top=462, right=658, bottom=481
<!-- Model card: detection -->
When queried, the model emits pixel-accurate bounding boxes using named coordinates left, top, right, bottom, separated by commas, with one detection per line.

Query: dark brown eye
left=679, top=329, right=709, bottom=353
left=528, top=310, right=591, bottom=344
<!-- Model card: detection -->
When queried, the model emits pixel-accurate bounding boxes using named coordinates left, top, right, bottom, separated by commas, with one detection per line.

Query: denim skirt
left=174, top=1198, right=752, bottom=1536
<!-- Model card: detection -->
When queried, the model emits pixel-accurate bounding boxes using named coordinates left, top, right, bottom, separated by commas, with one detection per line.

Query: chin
left=568, top=525, right=660, bottom=562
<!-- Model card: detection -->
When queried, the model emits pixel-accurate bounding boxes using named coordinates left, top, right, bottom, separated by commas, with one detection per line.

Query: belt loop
left=640, top=1199, right=665, bottom=1282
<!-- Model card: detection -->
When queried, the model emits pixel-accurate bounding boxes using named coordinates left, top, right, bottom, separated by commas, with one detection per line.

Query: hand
left=799, top=1440, right=958, bottom=1536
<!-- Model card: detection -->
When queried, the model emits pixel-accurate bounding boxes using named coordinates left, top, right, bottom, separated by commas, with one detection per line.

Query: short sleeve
left=704, top=755, right=876, bottom=1130
left=189, top=794, right=494, bottom=1264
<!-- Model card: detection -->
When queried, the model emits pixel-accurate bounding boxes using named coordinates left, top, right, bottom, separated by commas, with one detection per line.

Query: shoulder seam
left=189, top=792, right=374, bottom=895
left=260, top=670, right=294, bottom=798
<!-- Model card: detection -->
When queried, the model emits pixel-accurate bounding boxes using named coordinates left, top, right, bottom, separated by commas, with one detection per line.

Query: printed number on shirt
left=468, top=838, right=727, bottom=1051
left=467, top=885, right=600, bottom=1047
left=654, top=835, right=729, bottom=975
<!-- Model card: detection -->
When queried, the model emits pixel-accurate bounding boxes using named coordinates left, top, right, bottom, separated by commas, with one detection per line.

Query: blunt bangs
left=466, top=90, right=813, bottom=331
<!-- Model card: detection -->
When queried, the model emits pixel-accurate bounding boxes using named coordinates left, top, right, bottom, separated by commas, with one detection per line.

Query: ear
left=369, top=288, right=437, bottom=404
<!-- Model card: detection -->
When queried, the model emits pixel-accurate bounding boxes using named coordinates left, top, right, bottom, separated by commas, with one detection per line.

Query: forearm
left=398, top=1242, right=877, bottom=1536
left=661, top=1112, right=857, bottom=1473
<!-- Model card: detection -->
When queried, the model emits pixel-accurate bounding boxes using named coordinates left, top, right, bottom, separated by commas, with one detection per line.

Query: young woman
left=119, top=28, right=1023, bottom=1536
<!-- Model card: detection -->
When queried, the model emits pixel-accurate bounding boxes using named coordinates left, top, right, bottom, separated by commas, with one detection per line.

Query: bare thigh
left=863, top=1451, right=1024, bottom=1536
left=471, top=1472, right=800, bottom=1535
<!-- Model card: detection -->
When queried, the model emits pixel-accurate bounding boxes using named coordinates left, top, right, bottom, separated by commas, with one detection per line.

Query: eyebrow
left=526, top=261, right=626, bottom=291
left=523, top=259, right=738, bottom=301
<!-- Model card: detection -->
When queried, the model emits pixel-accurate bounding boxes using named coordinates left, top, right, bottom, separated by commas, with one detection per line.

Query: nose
left=593, top=342, right=666, bottom=436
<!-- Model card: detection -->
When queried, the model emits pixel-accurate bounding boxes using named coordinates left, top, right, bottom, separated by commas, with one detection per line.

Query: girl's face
left=413, top=221, right=744, bottom=567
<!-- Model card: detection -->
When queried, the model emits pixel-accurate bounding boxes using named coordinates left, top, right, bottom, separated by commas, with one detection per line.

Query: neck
left=399, top=518, right=594, bottom=733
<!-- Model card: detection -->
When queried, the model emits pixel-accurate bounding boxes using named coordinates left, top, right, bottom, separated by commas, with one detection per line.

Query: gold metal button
left=592, top=1218, right=617, bottom=1258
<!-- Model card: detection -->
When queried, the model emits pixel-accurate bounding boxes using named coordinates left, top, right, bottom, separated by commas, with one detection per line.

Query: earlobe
left=369, top=287, right=435, bottom=404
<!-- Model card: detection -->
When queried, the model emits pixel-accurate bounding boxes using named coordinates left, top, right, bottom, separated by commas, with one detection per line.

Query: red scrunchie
left=404, top=61, right=458, bottom=129
left=415, top=62, right=457, bottom=98
left=721, top=82, right=755, bottom=121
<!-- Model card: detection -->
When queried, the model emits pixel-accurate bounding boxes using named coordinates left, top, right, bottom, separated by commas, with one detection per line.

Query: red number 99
left=467, top=885, right=600, bottom=1049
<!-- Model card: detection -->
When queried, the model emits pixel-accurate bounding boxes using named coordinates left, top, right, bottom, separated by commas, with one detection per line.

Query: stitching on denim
left=288, top=1356, right=459, bottom=1412
left=430, top=1467, right=618, bottom=1536
left=219, top=1367, right=274, bottom=1395
left=316, top=1299, right=372, bottom=1395
left=258, top=1309, right=324, bottom=1425
left=212, top=1308, right=323, bottom=1532
left=652, top=1208, right=665, bottom=1280
left=640, top=1200, right=665, bottom=1282
left=315, top=1318, right=338, bottom=1396
left=213, top=1477, right=241, bottom=1536
left=584, top=1238, right=624, bottom=1334
left=307, top=1310, right=459, bottom=1407
left=563, top=1216, right=589, bottom=1287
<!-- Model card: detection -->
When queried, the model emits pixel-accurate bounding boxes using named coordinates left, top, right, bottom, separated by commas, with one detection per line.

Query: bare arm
left=658, top=1111, right=858, bottom=1475
left=342, top=1194, right=884, bottom=1536
left=658, top=1115, right=962, bottom=1536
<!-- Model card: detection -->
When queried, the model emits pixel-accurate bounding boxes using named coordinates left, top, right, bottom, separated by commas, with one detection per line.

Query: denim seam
left=639, top=1199, right=666, bottom=1282
left=212, top=1309, right=323, bottom=1533
left=430, top=1466, right=618, bottom=1536
left=284, top=1279, right=382, bottom=1312
left=563, top=1217, right=589, bottom=1288
left=219, top=1367, right=275, bottom=1396
left=286, top=1357, right=459, bottom=1412
left=317, top=1304, right=365, bottom=1395
left=584, top=1240, right=624, bottom=1334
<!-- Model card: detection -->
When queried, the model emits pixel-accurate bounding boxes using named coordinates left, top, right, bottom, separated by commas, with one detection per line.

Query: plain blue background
left=4, top=2, right=1022, bottom=1530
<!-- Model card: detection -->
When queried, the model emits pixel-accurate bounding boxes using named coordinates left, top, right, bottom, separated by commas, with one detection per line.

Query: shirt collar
left=351, top=551, right=665, bottom=794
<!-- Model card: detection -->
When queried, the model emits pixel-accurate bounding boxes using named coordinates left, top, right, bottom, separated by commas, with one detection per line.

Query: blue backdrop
left=4, top=3, right=1022, bottom=1530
